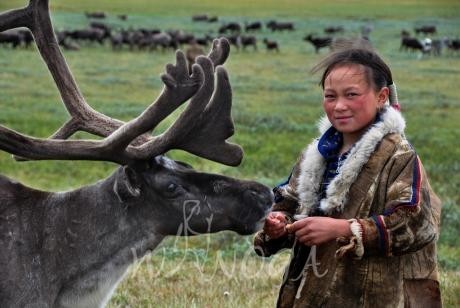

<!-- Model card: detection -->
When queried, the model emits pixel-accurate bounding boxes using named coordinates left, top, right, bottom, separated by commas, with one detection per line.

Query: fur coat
left=254, top=107, right=442, bottom=307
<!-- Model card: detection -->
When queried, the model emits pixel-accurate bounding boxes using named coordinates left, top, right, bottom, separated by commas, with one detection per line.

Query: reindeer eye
left=160, top=182, right=184, bottom=198
left=167, top=183, right=178, bottom=192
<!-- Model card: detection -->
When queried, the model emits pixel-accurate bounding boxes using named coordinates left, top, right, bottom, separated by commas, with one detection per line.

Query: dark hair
left=312, top=40, right=393, bottom=91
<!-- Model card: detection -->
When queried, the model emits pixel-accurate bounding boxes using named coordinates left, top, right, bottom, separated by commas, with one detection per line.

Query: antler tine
left=207, top=38, right=230, bottom=68
left=0, top=5, right=29, bottom=31
left=130, top=55, right=243, bottom=166
left=0, top=126, right=121, bottom=163
left=180, top=65, right=243, bottom=166
left=101, top=50, right=204, bottom=153
left=58, top=39, right=231, bottom=161
left=90, top=37, right=230, bottom=150
left=130, top=56, right=214, bottom=159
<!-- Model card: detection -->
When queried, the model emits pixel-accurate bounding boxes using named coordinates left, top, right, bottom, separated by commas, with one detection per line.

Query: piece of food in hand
left=285, top=223, right=293, bottom=233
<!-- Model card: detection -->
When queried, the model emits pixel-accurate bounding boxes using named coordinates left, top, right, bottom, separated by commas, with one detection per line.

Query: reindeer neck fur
left=51, top=173, right=165, bottom=308
left=0, top=172, right=164, bottom=308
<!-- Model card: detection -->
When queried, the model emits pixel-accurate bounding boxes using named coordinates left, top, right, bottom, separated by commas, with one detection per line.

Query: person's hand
left=263, top=211, right=288, bottom=239
left=288, top=217, right=352, bottom=246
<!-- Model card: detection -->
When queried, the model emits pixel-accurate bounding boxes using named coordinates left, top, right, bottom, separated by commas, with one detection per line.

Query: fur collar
left=296, top=107, right=406, bottom=215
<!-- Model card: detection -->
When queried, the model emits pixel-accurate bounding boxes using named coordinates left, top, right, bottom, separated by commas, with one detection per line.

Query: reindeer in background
left=0, top=1, right=273, bottom=307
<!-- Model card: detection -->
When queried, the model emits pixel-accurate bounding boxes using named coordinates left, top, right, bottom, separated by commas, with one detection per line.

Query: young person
left=254, top=45, right=442, bottom=307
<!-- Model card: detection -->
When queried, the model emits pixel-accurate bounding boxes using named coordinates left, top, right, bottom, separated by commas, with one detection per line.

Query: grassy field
left=1, top=0, right=459, bottom=307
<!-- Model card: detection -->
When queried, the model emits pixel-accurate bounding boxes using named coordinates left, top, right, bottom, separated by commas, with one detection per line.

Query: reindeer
left=240, top=35, right=257, bottom=51
left=0, top=29, right=22, bottom=48
left=324, top=26, right=344, bottom=34
left=414, top=25, right=437, bottom=35
left=0, top=1, right=273, bottom=307
left=244, top=21, right=262, bottom=32
left=266, top=20, right=295, bottom=32
left=303, top=34, right=332, bottom=53
left=192, top=14, right=208, bottom=22
left=85, top=11, right=106, bottom=19
left=218, top=22, right=242, bottom=34
left=263, top=38, right=279, bottom=52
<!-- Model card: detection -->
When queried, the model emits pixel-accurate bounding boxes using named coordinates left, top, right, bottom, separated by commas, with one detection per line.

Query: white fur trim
left=348, top=218, right=364, bottom=258
left=297, top=140, right=326, bottom=214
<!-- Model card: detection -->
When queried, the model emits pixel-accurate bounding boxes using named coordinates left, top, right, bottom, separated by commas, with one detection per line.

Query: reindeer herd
left=398, top=25, right=460, bottom=57
left=1, top=10, right=459, bottom=58
left=0, top=13, right=292, bottom=53
left=305, top=24, right=459, bottom=57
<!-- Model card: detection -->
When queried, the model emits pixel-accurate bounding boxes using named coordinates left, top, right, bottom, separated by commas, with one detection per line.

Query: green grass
left=1, top=0, right=460, bottom=306
left=108, top=236, right=291, bottom=307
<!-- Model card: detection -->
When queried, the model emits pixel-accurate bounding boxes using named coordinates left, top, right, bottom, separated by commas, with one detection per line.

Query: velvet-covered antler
left=0, top=0, right=242, bottom=166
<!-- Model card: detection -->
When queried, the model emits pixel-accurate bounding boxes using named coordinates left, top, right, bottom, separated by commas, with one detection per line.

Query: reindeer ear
left=113, top=166, right=142, bottom=203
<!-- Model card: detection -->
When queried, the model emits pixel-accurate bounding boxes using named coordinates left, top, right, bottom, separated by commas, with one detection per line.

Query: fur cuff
left=335, top=219, right=364, bottom=259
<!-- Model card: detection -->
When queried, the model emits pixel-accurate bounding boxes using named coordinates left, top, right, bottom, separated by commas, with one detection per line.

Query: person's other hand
left=288, top=217, right=352, bottom=246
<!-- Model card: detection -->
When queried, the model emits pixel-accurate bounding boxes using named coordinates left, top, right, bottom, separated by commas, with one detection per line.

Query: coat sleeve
left=253, top=159, right=303, bottom=257
left=353, top=151, right=440, bottom=257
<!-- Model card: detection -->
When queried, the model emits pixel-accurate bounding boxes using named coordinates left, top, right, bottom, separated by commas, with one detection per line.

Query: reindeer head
left=113, top=156, right=272, bottom=236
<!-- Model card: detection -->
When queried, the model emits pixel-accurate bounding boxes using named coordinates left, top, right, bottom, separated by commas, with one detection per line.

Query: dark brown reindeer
left=0, top=1, right=273, bottom=307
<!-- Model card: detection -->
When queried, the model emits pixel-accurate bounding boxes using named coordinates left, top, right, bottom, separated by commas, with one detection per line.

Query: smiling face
left=322, top=64, right=388, bottom=147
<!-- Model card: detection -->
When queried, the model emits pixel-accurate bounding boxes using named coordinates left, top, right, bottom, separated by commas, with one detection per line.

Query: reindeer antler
left=133, top=56, right=242, bottom=165
left=0, top=0, right=242, bottom=166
